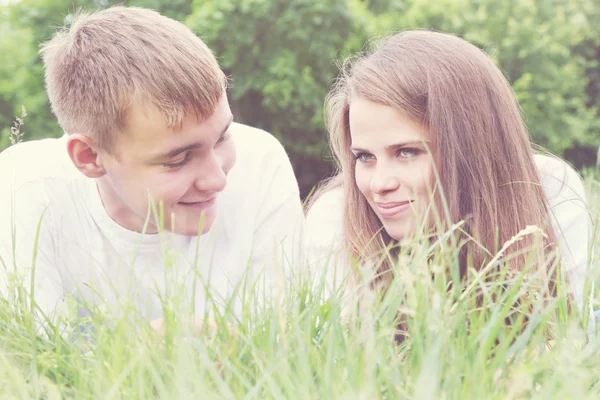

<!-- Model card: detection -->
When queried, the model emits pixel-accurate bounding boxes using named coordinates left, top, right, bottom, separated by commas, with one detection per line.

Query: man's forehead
left=151, top=116, right=234, bottom=161
left=116, top=97, right=232, bottom=157
left=124, top=100, right=169, bottom=130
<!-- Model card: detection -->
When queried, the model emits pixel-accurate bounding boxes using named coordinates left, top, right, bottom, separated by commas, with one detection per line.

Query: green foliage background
left=1, top=0, right=598, bottom=197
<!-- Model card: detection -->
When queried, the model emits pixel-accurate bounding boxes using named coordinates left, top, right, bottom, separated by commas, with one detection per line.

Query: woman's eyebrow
left=350, top=140, right=429, bottom=153
left=384, top=140, right=429, bottom=150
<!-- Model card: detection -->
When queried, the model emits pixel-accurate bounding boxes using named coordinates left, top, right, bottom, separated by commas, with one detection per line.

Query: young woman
left=306, top=30, right=592, bottom=314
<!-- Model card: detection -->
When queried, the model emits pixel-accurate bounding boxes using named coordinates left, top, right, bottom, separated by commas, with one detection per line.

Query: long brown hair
left=312, top=30, right=558, bottom=290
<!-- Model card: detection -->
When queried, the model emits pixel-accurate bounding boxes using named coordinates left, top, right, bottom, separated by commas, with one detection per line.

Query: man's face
left=96, top=94, right=236, bottom=236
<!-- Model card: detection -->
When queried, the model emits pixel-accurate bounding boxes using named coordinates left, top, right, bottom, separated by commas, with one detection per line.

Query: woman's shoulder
left=306, top=186, right=344, bottom=228
left=533, top=154, right=592, bottom=314
left=305, top=185, right=354, bottom=294
left=533, top=153, right=587, bottom=206
left=307, top=186, right=344, bottom=217
left=306, top=186, right=345, bottom=249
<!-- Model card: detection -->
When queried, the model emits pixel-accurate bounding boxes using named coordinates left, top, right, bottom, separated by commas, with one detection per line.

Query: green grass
left=0, top=172, right=599, bottom=399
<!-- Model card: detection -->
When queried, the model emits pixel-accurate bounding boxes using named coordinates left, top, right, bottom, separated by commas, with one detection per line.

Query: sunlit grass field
left=0, top=169, right=598, bottom=399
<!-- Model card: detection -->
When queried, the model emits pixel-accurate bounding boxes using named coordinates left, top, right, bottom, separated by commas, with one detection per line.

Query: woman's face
left=349, top=95, right=434, bottom=241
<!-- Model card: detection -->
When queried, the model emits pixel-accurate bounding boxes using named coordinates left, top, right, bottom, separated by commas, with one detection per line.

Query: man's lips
left=178, top=196, right=217, bottom=210
left=375, top=200, right=413, bottom=219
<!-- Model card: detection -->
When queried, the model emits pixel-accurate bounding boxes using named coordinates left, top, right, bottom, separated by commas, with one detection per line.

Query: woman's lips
left=375, top=201, right=413, bottom=219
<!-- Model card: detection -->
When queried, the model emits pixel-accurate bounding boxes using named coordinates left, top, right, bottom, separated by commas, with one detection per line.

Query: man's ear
left=66, top=134, right=107, bottom=178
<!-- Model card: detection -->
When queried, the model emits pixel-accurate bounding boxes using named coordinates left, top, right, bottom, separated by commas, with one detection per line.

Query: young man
left=0, top=7, right=304, bottom=326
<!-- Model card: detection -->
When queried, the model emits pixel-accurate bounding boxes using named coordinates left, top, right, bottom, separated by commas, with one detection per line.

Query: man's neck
left=94, top=177, right=158, bottom=234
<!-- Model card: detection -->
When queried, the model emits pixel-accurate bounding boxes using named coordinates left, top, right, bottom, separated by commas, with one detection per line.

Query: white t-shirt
left=0, top=123, right=305, bottom=322
left=306, top=154, right=593, bottom=311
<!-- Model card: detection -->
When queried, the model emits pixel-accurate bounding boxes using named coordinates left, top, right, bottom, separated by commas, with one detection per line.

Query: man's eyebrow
left=159, top=143, right=201, bottom=160
left=155, top=116, right=234, bottom=160
left=350, top=140, right=429, bottom=153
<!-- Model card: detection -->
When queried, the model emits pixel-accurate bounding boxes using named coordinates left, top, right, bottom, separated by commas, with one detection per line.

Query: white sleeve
left=305, top=187, right=351, bottom=295
left=0, top=182, right=65, bottom=325
left=249, top=136, right=305, bottom=295
left=536, top=155, right=592, bottom=313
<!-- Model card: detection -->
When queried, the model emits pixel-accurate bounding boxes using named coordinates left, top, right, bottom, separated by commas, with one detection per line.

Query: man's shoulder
left=0, top=134, right=68, bottom=161
left=0, top=135, right=78, bottom=190
left=227, top=122, right=295, bottom=187
left=0, top=135, right=86, bottom=219
left=230, top=122, right=288, bottom=157
left=220, top=122, right=299, bottom=204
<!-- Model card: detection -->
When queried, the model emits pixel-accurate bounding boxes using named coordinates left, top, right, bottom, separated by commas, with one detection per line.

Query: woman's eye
left=397, top=148, right=420, bottom=158
left=354, top=152, right=375, bottom=163
left=164, top=152, right=191, bottom=169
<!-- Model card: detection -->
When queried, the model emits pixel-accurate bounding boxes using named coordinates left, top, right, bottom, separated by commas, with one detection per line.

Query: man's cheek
left=223, top=144, right=237, bottom=174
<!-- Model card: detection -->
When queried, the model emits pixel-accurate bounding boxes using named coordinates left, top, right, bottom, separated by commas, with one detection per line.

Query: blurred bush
left=1, top=0, right=598, bottom=197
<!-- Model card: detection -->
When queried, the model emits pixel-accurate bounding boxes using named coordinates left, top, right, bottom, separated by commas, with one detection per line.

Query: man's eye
left=397, top=148, right=421, bottom=158
left=164, top=152, right=190, bottom=169
left=354, top=152, right=375, bottom=163
left=216, top=132, right=230, bottom=145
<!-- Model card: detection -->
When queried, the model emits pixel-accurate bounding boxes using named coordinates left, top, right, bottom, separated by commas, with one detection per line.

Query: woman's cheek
left=354, top=165, right=371, bottom=198
left=409, top=158, right=434, bottom=193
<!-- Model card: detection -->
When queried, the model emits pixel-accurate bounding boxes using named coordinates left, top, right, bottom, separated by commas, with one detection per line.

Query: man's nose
left=194, top=151, right=227, bottom=193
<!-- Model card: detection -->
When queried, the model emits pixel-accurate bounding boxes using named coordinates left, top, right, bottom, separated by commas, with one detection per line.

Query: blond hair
left=313, top=30, right=558, bottom=289
left=40, top=6, right=226, bottom=153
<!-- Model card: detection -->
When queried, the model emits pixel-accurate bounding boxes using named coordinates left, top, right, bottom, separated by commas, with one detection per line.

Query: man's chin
left=155, top=208, right=217, bottom=236
left=175, top=216, right=215, bottom=236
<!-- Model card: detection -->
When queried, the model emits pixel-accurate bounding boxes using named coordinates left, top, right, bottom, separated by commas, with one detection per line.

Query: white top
left=306, top=154, right=593, bottom=312
left=0, top=123, right=305, bottom=322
